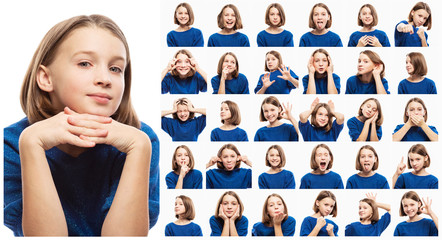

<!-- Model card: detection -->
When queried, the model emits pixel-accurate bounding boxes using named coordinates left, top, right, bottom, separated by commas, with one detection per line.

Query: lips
left=88, top=93, right=112, bottom=104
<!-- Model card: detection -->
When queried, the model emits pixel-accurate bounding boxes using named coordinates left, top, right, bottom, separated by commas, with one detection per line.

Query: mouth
left=363, top=163, right=372, bottom=171
left=316, top=21, right=324, bottom=28
left=320, top=162, right=327, bottom=169
left=88, top=93, right=112, bottom=104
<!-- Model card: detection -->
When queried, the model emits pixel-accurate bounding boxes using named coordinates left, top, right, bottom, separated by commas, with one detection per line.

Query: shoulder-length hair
left=174, top=2, right=195, bottom=26
left=313, top=190, right=337, bottom=217
left=175, top=195, right=196, bottom=220
left=358, top=50, right=385, bottom=80
left=355, top=145, right=379, bottom=171
left=217, top=52, right=239, bottom=78
left=358, top=98, right=383, bottom=126
left=172, top=98, right=195, bottom=120
left=262, top=193, right=288, bottom=225
left=311, top=103, right=334, bottom=132
left=407, top=144, right=430, bottom=169
left=265, top=3, right=286, bottom=27
left=259, top=96, right=282, bottom=122
left=216, top=144, right=241, bottom=169
left=265, top=145, right=286, bottom=168
left=403, top=97, right=427, bottom=123
left=221, top=100, right=241, bottom=126
left=309, top=3, right=332, bottom=29
left=358, top=4, right=378, bottom=27
left=215, top=191, right=244, bottom=221
left=20, top=14, right=139, bottom=128
left=408, top=2, right=432, bottom=30
left=359, top=198, right=379, bottom=224
left=264, top=50, right=284, bottom=72
left=171, top=49, right=196, bottom=78
left=407, top=52, right=427, bottom=76
left=217, top=4, right=243, bottom=30
left=400, top=191, right=422, bottom=216
left=172, top=145, right=195, bottom=172
left=310, top=144, right=334, bottom=170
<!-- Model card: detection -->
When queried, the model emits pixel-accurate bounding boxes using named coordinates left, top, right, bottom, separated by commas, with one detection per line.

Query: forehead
left=359, top=201, right=371, bottom=208
left=360, top=6, right=372, bottom=14
left=223, top=194, right=238, bottom=202
left=314, top=52, right=327, bottom=59
left=408, top=152, right=423, bottom=158
left=316, top=147, right=329, bottom=154
left=402, top=198, right=418, bottom=205
left=363, top=100, right=377, bottom=107
left=221, top=102, right=230, bottom=108
left=177, top=104, right=188, bottom=110
left=359, top=53, right=371, bottom=60
left=268, top=148, right=279, bottom=154
left=223, top=7, right=235, bottom=14
left=268, top=196, right=283, bottom=204
left=176, top=147, right=188, bottom=154
left=176, top=53, right=190, bottom=60
left=320, top=197, right=335, bottom=205
left=269, top=7, right=280, bottom=13
left=262, top=103, right=278, bottom=110
left=176, top=197, right=184, bottom=204
left=408, top=101, right=423, bottom=108
left=317, top=106, right=328, bottom=114
left=313, top=6, right=328, bottom=14
left=177, top=6, right=188, bottom=13
left=222, top=148, right=236, bottom=155
left=414, top=9, right=429, bottom=17
left=224, top=54, right=236, bottom=61
left=266, top=53, right=277, bottom=59
left=360, top=148, right=374, bottom=155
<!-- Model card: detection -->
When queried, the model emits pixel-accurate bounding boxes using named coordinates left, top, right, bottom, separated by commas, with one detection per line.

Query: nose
left=94, top=66, right=112, bottom=87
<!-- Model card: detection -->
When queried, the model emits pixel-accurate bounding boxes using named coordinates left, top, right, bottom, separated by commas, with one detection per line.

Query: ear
left=36, top=65, right=54, bottom=92
left=315, top=200, right=320, bottom=207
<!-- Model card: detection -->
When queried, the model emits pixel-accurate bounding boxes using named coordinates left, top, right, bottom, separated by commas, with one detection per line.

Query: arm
left=397, top=22, right=414, bottom=34
left=368, top=115, right=380, bottom=141
left=366, top=193, right=391, bottom=213
left=373, top=65, right=387, bottom=94
left=419, top=122, right=438, bottom=141
left=328, top=100, right=344, bottom=125
left=190, top=57, right=208, bottom=83
left=161, top=99, right=178, bottom=117
left=326, top=58, right=338, bottom=94
left=392, top=122, right=412, bottom=141
left=422, top=198, right=438, bottom=230
left=217, top=73, right=226, bottom=94
left=228, top=207, right=241, bottom=236
left=281, top=102, right=299, bottom=135
left=306, top=57, right=317, bottom=94
left=185, top=98, right=206, bottom=115
left=308, top=217, right=326, bottom=236
left=392, top=157, right=406, bottom=188
left=174, top=165, right=189, bottom=189
left=273, top=213, right=286, bottom=236
left=299, top=98, right=319, bottom=123
left=256, top=73, right=274, bottom=94
left=417, top=28, right=428, bottom=47
left=278, top=65, right=299, bottom=88
left=161, top=58, right=176, bottom=81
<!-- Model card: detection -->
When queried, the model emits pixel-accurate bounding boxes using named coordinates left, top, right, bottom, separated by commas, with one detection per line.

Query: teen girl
left=345, top=193, right=391, bottom=236
left=348, top=4, right=390, bottom=47
left=299, top=3, right=342, bottom=47
left=394, top=191, right=438, bottom=236
left=210, top=100, right=248, bottom=141
left=299, top=97, right=344, bottom=141
left=165, top=195, right=203, bottom=236
left=303, top=48, right=340, bottom=94
left=300, top=190, right=339, bottom=236
left=398, top=52, right=437, bottom=94
left=258, top=145, right=296, bottom=189
left=395, top=2, right=432, bottom=47
left=161, top=98, right=206, bottom=141
left=254, top=50, right=299, bottom=94
left=166, top=3, right=204, bottom=47
left=208, top=4, right=250, bottom=47
left=345, top=50, right=390, bottom=94
left=347, top=98, right=383, bottom=141
left=257, top=3, right=294, bottom=47
left=161, top=49, right=207, bottom=94
left=392, top=97, right=438, bottom=141
left=252, top=194, right=296, bottom=236
left=211, top=52, right=249, bottom=94
left=254, top=96, right=299, bottom=141
left=206, top=144, right=252, bottom=189
left=393, top=144, right=438, bottom=189
left=165, top=145, right=202, bottom=189
left=3, top=15, right=159, bottom=236
left=346, top=145, right=389, bottom=189
left=300, top=144, right=344, bottom=189
left=210, top=191, right=248, bottom=236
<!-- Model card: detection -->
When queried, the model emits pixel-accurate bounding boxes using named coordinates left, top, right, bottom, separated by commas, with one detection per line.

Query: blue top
left=300, top=216, right=339, bottom=236
left=302, top=73, right=341, bottom=94
left=394, top=218, right=438, bottom=236
left=252, top=216, right=296, bottom=236
left=208, top=32, right=250, bottom=47
left=257, top=29, right=294, bottom=47
left=346, top=173, right=390, bottom=189
left=210, top=127, right=248, bottom=142
left=345, top=75, right=390, bottom=94
left=3, top=118, right=160, bottom=236
left=161, top=115, right=206, bottom=141
left=258, top=169, right=296, bottom=189
left=211, top=73, right=250, bottom=94
left=166, top=27, right=204, bottom=47
left=345, top=212, right=391, bottom=236
left=298, top=120, right=343, bottom=141
left=162, top=72, right=207, bottom=94
left=395, top=20, right=429, bottom=47
left=300, top=171, right=344, bottom=189
left=299, top=31, right=343, bottom=47
left=165, top=222, right=203, bottom=236
left=398, top=77, right=437, bottom=94
left=210, top=215, right=249, bottom=236
left=348, top=29, right=391, bottom=47
left=347, top=116, right=382, bottom=141
left=254, top=123, right=298, bottom=142
left=165, top=169, right=203, bottom=189
left=206, top=168, right=252, bottom=189
left=393, top=124, right=438, bottom=141
left=394, top=172, right=438, bottom=189
left=254, top=69, right=298, bottom=94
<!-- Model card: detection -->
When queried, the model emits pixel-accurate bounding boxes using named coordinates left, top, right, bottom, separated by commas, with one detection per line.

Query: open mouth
left=320, top=162, right=327, bottom=168
left=316, top=21, right=324, bottom=28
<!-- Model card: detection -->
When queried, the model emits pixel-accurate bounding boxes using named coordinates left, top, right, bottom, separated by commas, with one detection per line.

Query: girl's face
left=45, top=27, right=126, bottom=117
left=267, top=148, right=281, bottom=168
left=267, top=196, right=285, bottom=218
left=411, top=9, right=429, bottom=27
left=222, top=54, right=237, bottom=74
left=221, top=148, right=239, bottom=171
left=313, top=52, right=328, bottom=74
left=220, top=103, right=232, bottom=121
left=408, top=152, right=427, bottom=172
left=222, top=7, right=236, bottom=30
left=359, top=148, right=377, bottom=173
left=315, top=107, right=329, bottom=127
left=221, top=194, right=239, bottom=218
left=175, top=53, right=191, bottom=77
left=266, top=53, right=279, bottom=71
left=359, top=7, right=374, bottom=26
left=315, top=147, right=331, bottom=172
left=361, top=100, right=378, bottom=119
left=176, top=6, right=189, bottom=25
left=262, top=103, right=281, bottom=123
left=357, top=53, right=375, bottom=75
left=358, top=201, right=373, bottom=221
left=175, top=147, right=190, bottom=167
left=312, top=6, right=330, bottom=30
left=405, top=56, right=414, bottom=75
left=401, top=198, right=421, bottom=218
left=316, top=197, right=335, bottom=217
left=176, top=104, right=190, bottom=121
left=406, top=101, right=426, bottom=119
left=175, top=197, right=186, bottom=216
left=269, top=7, right=281, bottom=26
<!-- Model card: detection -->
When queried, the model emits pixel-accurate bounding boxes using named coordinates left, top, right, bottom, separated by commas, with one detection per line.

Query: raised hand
left=310, top=97, right=320, bottom=111
left=277, top=64, right=292, bottom=81
left=218, top=205, right=228, bottom=220
left=281, top=102, right=293, bottom=120
left=372, top=64, right=383, bottom=76
left=326, top=223, right=334, bottom=235
left=238, top=155, right=252, bottom=167
left=326, top=56, right=334, bottom=73
left=366, top=192, right=377, bottom=201
left=421, top=197, right=433, bottom=215
left=396, top=157, right=407, bottom=175
left=272, top=212, right=286, bottom=225
left=207, top=156, right=221, bottom=168
left=307, top=56, right=316, bottom=74
left=262, top=73, right=275, bottom=88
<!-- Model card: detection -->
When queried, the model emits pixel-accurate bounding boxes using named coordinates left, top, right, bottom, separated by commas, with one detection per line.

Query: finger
left=68, top=125, right=108, bottom=138
left=69, top=135, right=96, bottom=148
left=64, top=106, right=78, bottom=115
left=67, top=115, right=112, bottom=128
left=401, top=156, right=404, bottom=163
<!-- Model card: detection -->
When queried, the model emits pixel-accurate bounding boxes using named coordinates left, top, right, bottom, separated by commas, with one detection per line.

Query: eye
left=110, top=66, right=123, bottom=73
left=78, top=61, right=91, bottom=68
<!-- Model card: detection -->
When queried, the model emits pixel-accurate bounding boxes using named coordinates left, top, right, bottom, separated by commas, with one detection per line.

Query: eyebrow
left=73, top=50, right=126, bottom=62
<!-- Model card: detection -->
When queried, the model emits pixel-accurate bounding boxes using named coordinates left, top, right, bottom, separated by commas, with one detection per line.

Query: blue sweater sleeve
left=283, top=216, right=296, bottom=236
left=394, top=174, right=405, bottom=189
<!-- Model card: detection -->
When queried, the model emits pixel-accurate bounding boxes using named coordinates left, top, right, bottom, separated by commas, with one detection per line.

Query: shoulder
left=257, top=30, right=267, bottom=36
left=347, top=75, right=358, bottom=82
left=327, top=31, right=340, bottom=38
left=140, top=121, right=158, bottom=139
left=4, top=118, right=30, bottom=141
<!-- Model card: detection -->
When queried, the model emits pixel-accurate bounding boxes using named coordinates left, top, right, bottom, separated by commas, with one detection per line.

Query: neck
left=312, top=212, right=323, bottom=218
left=361, top=26, right=374, bottom=32
left=408, top=75, right=424, bottom=82
left=408, top=215, right=422, bottom=222
left=360, top=218, right=372, bottom=224
left=268, top=167, right=282, bottom=173
left=220, top=28, right=236, bottom=34
left=413, top=168, right=427, bottom=176
left=313, top=169, right=329, bottom=175
left=359, top=73, right=373, bottom=83
left=177, top=25, right=190, bottom=31
left=221, top=123, right=236, bottom=130
left=312, top=28, right=328, bottom=35
left=358, top=170, right=374, bottom=177
left=268, top=120, right=282, bottom=127
left=175, top=218, right=191, bottom=225
left=266, top=26, right=282, bottom=33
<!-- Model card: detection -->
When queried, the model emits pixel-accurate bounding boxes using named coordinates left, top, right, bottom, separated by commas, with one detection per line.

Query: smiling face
left=361, top=100, right=378, bottom=119
left=175, top=53, right=191, bottom=77
left=220, top=103, right=232, bottom=122
left=262, top=103, right=281, bottom=123
left=316, top=197, right=335, bottom=217
left=267, top=196, right=285, bottom=218
left=359, top=201, right=373, bottom=221
left=359, top=7, right=374, bottom=26
left=222, top=54, right=237, bottom=75
left=315, top=147, right=331, bottom=172
left=401, top=198, right=421, bottom=219
left=176, top=6, right=190, bottom=26
left=222, top=7, right=236, bottom=30
left=221, top=148, right=239, bottom=171
left=268, top=7, right=281, bottom=26
left=359, top=148, right=377, bottom=173
left=313, top=52, right=328, bottom=74
left=221, top=194, right=239, bottom=218
left=175, top=147, right=190, bottom=168
left=175, top=197, right=186, bottom=216
left=408, top=152, right=427, bottom=173
left=176, top=104, right=190, bottom=122
left=357, top=53, right=375, bottom=75
left=411, top=9, right=429, bottom=27
left=315, top=107, right=329, bottom=127
left=266, top=53, right=279, bottom=71
left=267, top=148, right=281, bottom=168
left=312, top=6, right=330, bottom=30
